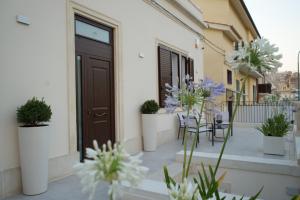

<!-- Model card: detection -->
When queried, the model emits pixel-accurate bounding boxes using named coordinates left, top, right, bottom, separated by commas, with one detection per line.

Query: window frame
left=227, top=70, right=232, bottom=85
left=157, top=44, right=194, bottom=107
left=74, top=15, right=112, bottom=45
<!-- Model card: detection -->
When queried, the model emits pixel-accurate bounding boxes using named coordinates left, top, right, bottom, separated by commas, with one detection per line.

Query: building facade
left=265, top=71, right=299, bottom=100
left=193, top=0, right=261, bottom=106
left=0, top=0, right=205, bottom=197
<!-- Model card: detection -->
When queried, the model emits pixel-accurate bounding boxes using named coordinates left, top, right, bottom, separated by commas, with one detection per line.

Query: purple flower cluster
left=164, top=83, right=180, bottom=113
left=164, top=76, right=225, bottom=113
left=200, top=78, right=225, bottom=99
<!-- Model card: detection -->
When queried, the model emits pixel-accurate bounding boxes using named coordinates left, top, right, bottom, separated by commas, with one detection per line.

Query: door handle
left=88, top=110, right=92, bottom=116
left=94, top=112, right=107, bottom=117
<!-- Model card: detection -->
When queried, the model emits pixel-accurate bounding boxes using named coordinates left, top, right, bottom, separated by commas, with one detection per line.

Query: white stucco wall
left=0, top=0, right=69, bottom=171
left=0, top=0, right=204, bottom=173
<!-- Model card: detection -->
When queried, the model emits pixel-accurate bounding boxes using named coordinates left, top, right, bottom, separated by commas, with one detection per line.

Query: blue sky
left=244, top=0, right=300, bottom=72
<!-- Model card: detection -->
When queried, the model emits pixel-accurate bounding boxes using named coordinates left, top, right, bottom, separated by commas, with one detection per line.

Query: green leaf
left=257, top=114, right=289, bottom=137
left=197, top=171, right=206, bottom=195
left=201, top=163, right=210, bottom=188
left=291, top=195, right=300, bottom=200
left=249, top=187, right=264, bottom=200
left=163, top=166, right=175, bottom=189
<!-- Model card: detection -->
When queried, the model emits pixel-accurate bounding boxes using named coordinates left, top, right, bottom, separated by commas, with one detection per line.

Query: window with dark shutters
left=158, top=45, right=194, bottom=107
left=234, top=42, right=239, bottom=50
left=158, top=46, right=172, bottom=107
left=227, top=70, right=232, bottom=84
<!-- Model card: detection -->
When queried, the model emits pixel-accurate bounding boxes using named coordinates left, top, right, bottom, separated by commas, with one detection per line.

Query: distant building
left=290, top=72, right=299, bottom=90
left=264, top=71, right=298, bottom=100
left=193, top=0, right=262, bottom=105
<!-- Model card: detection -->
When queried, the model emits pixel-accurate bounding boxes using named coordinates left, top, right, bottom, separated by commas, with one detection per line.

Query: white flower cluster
left=227, top=38, right=282, bottom=73
left=168, top=179, right=199, bottom=200
left=74, top=140, right=148, bottom=200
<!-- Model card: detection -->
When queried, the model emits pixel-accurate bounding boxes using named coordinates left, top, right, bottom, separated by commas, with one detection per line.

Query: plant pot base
left=18, top=126, right=49, bottom=195
left=263, top=136, right=285, bottom=156
left=142, top=114, right=157, bottom=151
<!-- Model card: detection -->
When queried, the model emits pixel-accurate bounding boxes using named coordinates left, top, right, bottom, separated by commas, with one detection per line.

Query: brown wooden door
left=74, top=15, right=114, bottom=155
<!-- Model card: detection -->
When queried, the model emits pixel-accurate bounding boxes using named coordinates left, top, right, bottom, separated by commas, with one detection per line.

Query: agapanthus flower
left=200, top=78, right=225, bottom=99
left=168, top=178, right=199, bottom=200
left=164, top=76, right=225, bottom=113
left=74, top=140, right=148, bottom=200
left=165, top=83, right=181, bottom=113
left=227, top=38, right=282, bottom=74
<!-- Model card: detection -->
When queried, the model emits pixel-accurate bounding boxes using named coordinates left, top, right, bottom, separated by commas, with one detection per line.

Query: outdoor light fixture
left=195, top=38, right=200, bottom=48
left=138, top=52, right=145, bottom=58
left=16, top=15, right=30, bottom=25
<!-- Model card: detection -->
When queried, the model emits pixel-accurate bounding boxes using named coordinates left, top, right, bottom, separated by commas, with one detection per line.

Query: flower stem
left=182, top=107, right=190, bottom=182
left=185, top=101, right=205, bottom=177
left=213, top=77, right=247, bottom=176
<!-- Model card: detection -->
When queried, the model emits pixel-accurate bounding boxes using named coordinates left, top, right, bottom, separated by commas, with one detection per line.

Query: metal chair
left=182, top=115, right=214, bottom=146
left=177, top=112, right=186, bottom=139
left=216, top=111, right=232, bottom=136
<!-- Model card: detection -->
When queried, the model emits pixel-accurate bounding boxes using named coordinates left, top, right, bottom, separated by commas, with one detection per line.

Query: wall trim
left=66, top=1, right=124, bottom=154
left=143, top=0, right=206, bottom=38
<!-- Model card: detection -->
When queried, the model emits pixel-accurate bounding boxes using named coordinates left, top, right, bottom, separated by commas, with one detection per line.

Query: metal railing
left=222, top=101, right=295, bottom=123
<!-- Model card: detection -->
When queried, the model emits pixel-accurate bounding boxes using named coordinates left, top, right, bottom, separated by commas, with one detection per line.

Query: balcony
left=258, top=83, right=272, bottom=94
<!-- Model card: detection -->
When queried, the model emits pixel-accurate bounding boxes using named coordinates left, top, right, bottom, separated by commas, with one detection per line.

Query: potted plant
left=257, top=113, right=290, bottom=155
left=17, top=97, right=52, bottom=195
left=140, top=100, right=159, bottom=151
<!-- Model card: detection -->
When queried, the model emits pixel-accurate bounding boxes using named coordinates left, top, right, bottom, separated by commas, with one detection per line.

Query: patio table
left=210, top=118, right=233, bottom=146
left=182, top=114, right=233, bottom=146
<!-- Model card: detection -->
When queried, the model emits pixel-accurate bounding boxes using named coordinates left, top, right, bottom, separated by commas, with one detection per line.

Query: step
left=176, top=151, right=300, bottom=177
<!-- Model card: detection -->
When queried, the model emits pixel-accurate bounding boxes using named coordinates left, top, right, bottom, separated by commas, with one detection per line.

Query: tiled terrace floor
left=5, top=127, right=296, bottom=200
left=143, top=126, right=296, bottom=174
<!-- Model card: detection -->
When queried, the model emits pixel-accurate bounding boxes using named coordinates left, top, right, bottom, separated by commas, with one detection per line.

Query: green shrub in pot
left=140, top=100, right=159, bottom=114
left=17, top=97, right=52, bottom=195
left=17, top=97, right=52, bottom=127
left=257, top=113, right=290, bottom=137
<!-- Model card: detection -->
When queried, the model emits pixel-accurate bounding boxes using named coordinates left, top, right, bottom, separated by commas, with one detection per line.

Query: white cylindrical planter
left=142, top=114, right=157, bottom=151
left=263, top=136, right=285, bottom=155
left=18, top=126, right=49, bottom=195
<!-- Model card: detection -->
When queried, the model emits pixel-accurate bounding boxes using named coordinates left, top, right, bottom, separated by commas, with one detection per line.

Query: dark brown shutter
left=234, top=42, right=239, bottom=50
left=158, top=46, right=172, bottom=107
left=227, top=70, right=232, bottom=84
left=188, top=58, right=194, bottom=81
left=185, top=57, right=189, bottom=78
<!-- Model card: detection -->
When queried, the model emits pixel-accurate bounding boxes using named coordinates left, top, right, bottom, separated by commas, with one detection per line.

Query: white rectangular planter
left=263, top=136, right=285, bottom=155
left=142, top=113, right=177, bottom=151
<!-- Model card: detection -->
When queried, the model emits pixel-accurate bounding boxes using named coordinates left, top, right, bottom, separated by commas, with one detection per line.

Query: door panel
left=75, top=15, right=114, bottom=158
left=85, top=57, right=113, bottom=148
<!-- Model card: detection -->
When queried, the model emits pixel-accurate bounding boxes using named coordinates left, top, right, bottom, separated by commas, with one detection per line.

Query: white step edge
left=121, top=179, right=261, bottom=200
left=176, top=151, right=300, bottom=177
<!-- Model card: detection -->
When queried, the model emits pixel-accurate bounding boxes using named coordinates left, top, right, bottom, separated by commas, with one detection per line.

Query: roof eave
left=239, top=0, right=261, bottom=38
